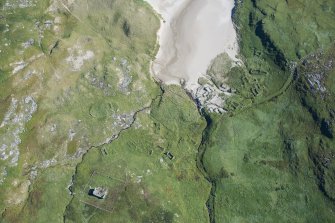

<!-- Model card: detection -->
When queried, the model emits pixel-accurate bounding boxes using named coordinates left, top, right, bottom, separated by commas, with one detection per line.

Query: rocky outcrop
left=296, top=48, right=335, bottom=139
left=296, top=46, right=335, bottom=202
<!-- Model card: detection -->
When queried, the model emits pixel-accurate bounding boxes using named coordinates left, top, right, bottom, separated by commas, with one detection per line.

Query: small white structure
left=91, top=187, right=108, bottom=199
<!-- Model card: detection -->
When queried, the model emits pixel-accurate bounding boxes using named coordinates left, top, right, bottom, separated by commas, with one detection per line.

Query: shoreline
left=145, top=0, right=239, bottom=92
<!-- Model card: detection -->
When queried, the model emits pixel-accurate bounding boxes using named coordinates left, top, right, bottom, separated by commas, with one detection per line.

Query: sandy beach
left=145, top=0, right=239, bottom=91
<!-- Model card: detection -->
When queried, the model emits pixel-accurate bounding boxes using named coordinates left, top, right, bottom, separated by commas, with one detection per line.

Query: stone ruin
left=89, top=187, right=108, bottom=199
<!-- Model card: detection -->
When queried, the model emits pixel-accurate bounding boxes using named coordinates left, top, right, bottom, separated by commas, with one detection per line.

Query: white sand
left=145, top=0, right=239, bottom=91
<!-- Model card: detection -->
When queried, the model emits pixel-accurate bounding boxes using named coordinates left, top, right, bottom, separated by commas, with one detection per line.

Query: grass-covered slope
left=63, top=86, right=210, bottom=223
left=201, top=89, right=335, bottom=222
left=0, top=1, right=211, bottom=221
left=218, top=0, right=335, bottom=113
left=0, top=0, right=334, bottom=222
left=296, top=45, right=335, bottom=202
left=198, top=0, right=335, bottom=222
left=0, top=0, right=179, bottom=221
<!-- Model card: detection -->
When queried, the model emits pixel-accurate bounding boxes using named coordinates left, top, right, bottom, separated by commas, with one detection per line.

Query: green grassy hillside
left=0, top=0, right=334, bottom=222
left=198, top=0, right=335, bottom=222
